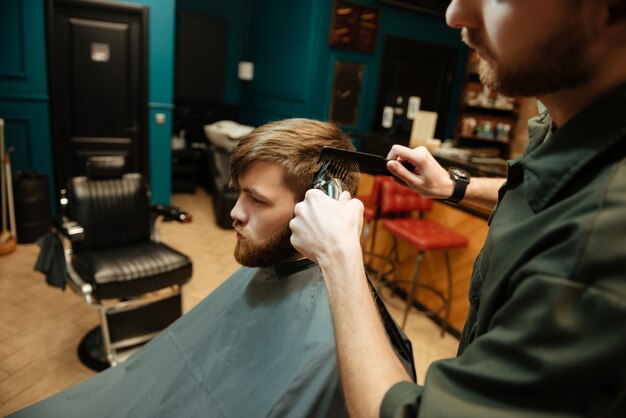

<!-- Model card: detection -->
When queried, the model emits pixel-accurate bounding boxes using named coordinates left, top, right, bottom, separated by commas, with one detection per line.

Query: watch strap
left=445, top=168, right=470, bottom=204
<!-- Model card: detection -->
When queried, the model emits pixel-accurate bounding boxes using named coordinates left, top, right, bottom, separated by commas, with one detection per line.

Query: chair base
left=75, top=292, right=183, bottom=370
left=77, top=327, right=143, bottom=372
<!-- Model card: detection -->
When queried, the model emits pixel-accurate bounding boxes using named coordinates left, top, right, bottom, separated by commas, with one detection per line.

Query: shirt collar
left=514, top=82, right=626, bottom=213
left=273, top=258, right=316, bottom=277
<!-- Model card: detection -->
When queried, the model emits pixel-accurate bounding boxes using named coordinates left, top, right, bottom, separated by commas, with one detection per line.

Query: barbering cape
left=11, top=259, right=414, bottom=417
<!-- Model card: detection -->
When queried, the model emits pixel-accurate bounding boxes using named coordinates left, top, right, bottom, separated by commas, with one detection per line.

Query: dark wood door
left=47, top=0, right=148, bottom=192
left=175, top=11, right=228, bottom=107
left=374, top=36, right=458, bottom=140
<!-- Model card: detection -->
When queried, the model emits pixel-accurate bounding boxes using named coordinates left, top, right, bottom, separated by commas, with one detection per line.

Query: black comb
left=318, top=147, right=415, bottom=180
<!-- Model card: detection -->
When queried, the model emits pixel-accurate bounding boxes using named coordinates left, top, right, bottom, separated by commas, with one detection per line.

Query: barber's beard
left=233, top=223, right=298, bottom=268
left=462, top=26, right=595, bottom=97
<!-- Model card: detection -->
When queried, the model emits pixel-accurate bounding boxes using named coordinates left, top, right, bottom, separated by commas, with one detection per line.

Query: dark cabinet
left=172, top=147, right=201, bottom=193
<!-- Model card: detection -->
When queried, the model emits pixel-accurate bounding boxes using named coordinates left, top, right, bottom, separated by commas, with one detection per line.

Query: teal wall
left=0, top=0, right=175, bottom=206
left=174, top=0, right=467, bottom=142
left=239, top=0, right=467, bottom=141
left=0, top=1, right=55, bottom=208
left=134, top=0, right=176, bottom=205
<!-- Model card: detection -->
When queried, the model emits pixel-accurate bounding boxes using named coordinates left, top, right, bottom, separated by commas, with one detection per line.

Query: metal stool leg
left=375, top=236, right=400, bottom=293
left=401, top=251, right=424, bottom=328
left=441, top=250, right=453, bottom=337
left=375, top=236, right=394, bottom=285
left=365, top=220, right=379, bottom=266
left=363, top=219, right=381, bottom=268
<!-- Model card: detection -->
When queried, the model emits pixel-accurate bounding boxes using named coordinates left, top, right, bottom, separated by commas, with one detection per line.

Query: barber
left=290, top=0, right=626, bottom=417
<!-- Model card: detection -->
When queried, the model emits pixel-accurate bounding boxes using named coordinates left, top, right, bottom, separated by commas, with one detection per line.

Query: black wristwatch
left=445, top=167, right=471, bottom=204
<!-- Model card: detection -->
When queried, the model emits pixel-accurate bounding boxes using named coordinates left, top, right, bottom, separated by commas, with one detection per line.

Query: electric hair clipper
left=312, top=161, right=346, bottom=200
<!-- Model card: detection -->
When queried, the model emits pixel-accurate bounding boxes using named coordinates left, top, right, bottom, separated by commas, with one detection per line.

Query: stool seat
left=382, top=219, right=468, bottom=251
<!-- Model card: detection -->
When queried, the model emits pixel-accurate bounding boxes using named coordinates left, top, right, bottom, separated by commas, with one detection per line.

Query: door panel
left=71, top=18, right=131, bottom=136
left=47, top=0, right=147, bottom=192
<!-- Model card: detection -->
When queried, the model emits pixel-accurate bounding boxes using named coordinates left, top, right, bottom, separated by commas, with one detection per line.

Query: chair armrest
left=151, top=204, right=192, bottom=223
left=51, top=216, right=85, bottom=242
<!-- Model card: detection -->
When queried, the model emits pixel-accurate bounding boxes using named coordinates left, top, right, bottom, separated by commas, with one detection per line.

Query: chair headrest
left=86, top=156, right=126, bottom=179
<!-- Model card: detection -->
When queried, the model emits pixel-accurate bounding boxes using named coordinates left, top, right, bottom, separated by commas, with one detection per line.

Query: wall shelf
left=454, top=51, right=519, bottom=159
left=462, top=104, right=516, bottom=116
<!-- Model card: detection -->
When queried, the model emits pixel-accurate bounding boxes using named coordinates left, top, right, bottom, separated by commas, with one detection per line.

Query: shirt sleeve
left=380, top=381, right=423, bottom=418
left=380, top=273, right=626, bottom=418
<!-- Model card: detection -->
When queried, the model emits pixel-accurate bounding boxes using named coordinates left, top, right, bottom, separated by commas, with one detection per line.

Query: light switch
left=155, top=113, right=166, bottom=125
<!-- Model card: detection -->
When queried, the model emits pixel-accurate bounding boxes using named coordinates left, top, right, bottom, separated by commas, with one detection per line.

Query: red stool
left=354, top=176, right=385, bottom=269
left=376, top=177, right=468, bottom=334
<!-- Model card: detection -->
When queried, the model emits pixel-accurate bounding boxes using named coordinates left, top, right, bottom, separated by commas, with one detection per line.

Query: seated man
left=11, top=118, right=414, bottom=418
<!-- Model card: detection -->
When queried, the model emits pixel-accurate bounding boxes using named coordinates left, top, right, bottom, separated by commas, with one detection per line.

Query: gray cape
left=12, top=260, right=414, bottom=417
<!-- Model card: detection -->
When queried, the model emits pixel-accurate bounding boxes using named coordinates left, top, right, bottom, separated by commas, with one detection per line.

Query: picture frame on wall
left=329, top=61, right=365, bottom=127
left=329, top=1, right=380, bottom=53
left=379, top=0, right=449, bottom=17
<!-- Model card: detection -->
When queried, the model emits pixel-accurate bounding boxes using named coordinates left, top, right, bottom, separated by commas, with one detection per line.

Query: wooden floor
left=0, top=188, right=458, bottom=416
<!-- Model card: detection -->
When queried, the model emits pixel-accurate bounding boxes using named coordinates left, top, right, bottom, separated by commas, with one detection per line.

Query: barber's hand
left=290, top=190, right=363, bottom=266
left=386, top=145, right=454, bottom=199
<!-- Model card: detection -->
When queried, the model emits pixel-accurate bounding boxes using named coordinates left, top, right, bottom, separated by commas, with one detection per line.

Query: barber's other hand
left=386, top=145, right=454, bottom=199
left=290, top=190, right=363, bottom=266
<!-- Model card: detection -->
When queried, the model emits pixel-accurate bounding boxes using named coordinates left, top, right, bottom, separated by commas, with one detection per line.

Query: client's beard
left=233, top=223, right=298, bottom=267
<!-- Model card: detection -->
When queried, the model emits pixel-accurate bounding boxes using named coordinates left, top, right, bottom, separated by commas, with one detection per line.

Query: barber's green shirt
left=381, top=83, right=626, bottom=417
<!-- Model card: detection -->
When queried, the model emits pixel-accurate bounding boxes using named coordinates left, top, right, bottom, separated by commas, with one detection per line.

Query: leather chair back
left=379, top=177, right=433, bottom=214
left=67, top=173, right=151, bottom=252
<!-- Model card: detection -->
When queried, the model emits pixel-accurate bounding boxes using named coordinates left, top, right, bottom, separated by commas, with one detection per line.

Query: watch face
left=450, top=167, right=470, bottom=181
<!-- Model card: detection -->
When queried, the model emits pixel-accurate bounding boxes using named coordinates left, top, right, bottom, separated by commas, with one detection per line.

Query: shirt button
left=471, top=295, right=480, bottom=309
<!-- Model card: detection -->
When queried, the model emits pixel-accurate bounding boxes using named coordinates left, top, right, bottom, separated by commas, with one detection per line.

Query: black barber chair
left=52, top=158, right=193, bottom=370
